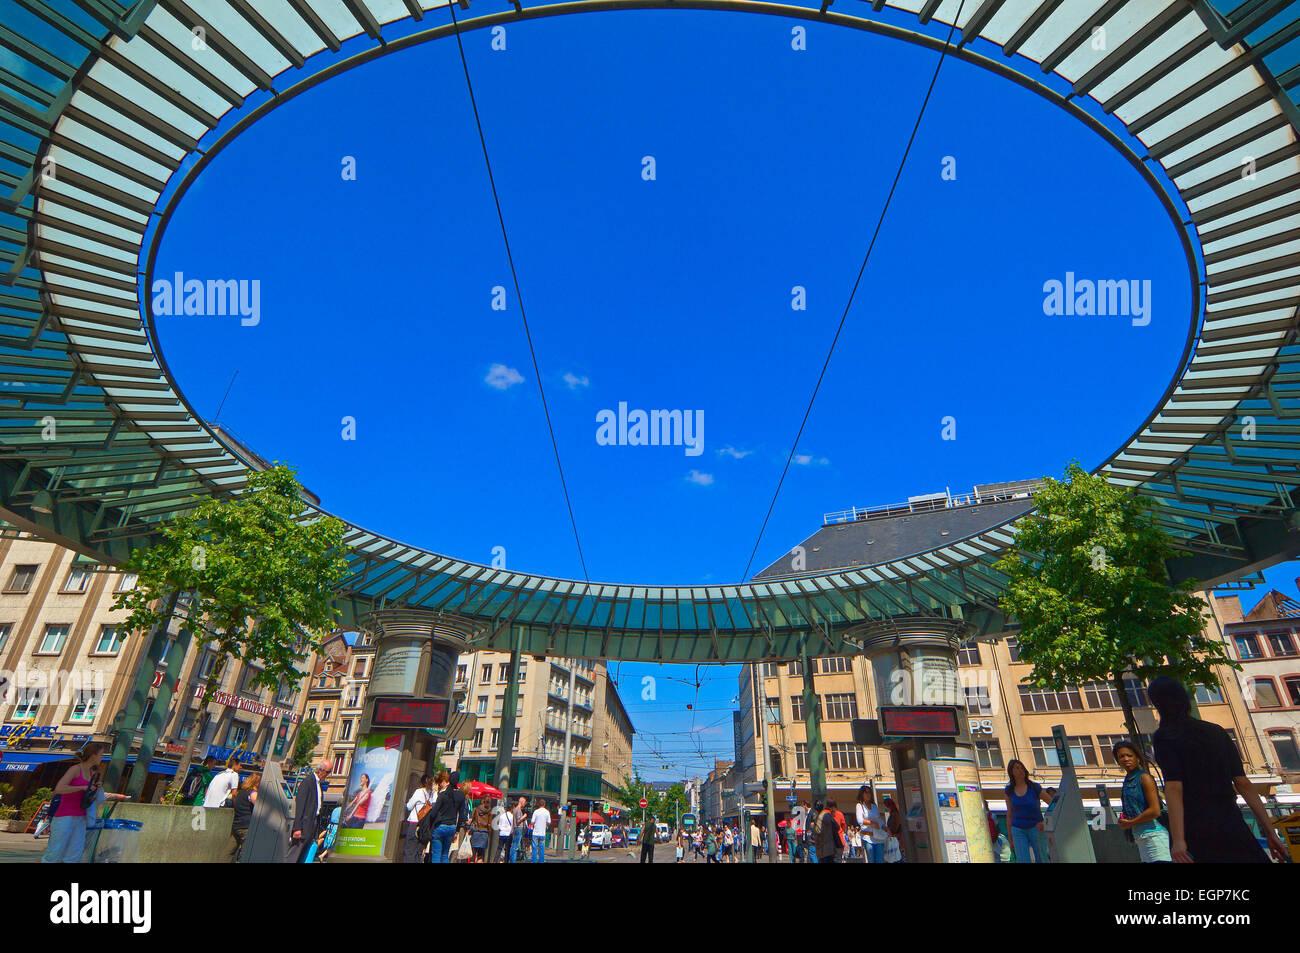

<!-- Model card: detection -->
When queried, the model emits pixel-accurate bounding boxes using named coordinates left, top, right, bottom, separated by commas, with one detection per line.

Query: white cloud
left=793, top=453, right=829, bottom=467
left=685, top=470, right=714, bottom=486
left=562, top=372, right=590, bottom=390
left=717, top=445, right=752, bottom=459
left=485, top=363, right=524, bottom=390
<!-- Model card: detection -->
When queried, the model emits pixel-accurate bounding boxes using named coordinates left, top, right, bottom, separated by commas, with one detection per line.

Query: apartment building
left=0, top=535, right=316, bottom=802
left=1212, top=588, right=1300, bottom=784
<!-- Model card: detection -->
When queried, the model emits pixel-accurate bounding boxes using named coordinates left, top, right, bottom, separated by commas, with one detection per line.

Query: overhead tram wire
left=446, top=2, right=590, bottom=582
left=740, top=0, right=968, bottom=582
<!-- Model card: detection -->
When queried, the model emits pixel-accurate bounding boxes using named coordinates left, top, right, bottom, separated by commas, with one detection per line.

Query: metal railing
left=823, top=480, right=1043, bottom=526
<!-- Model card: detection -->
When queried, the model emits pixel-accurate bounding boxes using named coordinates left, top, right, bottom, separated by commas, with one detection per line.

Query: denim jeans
left=866, top=841, right=884, bottom=864
left=42, top=815, right=87, bottom=864
left=807, top=843, right=818, bottom=863
left=508, top=828, right=524, bottom=863
left=1134, top=825, right=1172, bottom=862
left=532, top=833, right=546, bottom=863
left=427, top=824, right=456, bottom=863
left=1011, top=825, right=1049, bottom=863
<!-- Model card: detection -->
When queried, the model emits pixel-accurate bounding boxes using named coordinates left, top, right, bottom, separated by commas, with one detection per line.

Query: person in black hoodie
left=1149, top=677, right=1286, bottom=863
left=426, top=770, right=468, bottom=864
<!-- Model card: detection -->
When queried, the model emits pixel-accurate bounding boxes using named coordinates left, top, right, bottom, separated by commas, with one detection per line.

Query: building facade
left=1213, top=589, right=1300, bottom=785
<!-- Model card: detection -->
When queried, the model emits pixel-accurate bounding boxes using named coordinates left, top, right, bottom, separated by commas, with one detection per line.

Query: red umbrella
left=467, top=781, right=503, bottom=800
left=777, top=819, right=789, bottom=828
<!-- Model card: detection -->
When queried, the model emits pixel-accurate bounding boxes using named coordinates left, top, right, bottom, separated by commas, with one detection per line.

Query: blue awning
left=125, top=756, right=179, bottom=777
left=0, top=751, right=72, bottom=771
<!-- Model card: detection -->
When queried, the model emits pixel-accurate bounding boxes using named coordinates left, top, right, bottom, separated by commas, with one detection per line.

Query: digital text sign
left=370, top=697, right=450, bottom=730
left=879, top=706, right=961, bottom=737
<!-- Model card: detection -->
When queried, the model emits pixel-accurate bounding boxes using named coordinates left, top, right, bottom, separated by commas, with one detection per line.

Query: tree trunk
left=1114, top=671, right=1146, bottom=761
left=172, top=665, right=223, bottom=800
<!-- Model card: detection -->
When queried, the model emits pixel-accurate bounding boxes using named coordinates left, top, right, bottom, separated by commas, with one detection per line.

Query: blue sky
left=152, top=9, right=1296, bottom=781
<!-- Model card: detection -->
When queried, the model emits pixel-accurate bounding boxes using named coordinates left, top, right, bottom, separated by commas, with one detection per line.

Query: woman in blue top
left=1113, top=741, right=1171, bottom=862
left=1004, top=760, right=1052, bottom=863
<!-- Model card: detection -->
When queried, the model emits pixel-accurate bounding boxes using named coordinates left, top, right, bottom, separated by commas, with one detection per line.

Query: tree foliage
left=994, top=462, right=1234, bottom=696
left=291, top=718, right=321, bottom=770
left=610, top=770, right=688, bottom=828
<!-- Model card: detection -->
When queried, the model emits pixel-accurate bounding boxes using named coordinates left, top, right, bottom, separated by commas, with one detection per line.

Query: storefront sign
left=0, top=724, right=91, bottom=745
left=192, top=687, right=299, bottom=724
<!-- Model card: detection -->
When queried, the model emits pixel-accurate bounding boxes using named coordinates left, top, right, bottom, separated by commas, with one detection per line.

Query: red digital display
left=879, top=706, right=961, bottom=737
left=370, top=697, right=450, bottom=730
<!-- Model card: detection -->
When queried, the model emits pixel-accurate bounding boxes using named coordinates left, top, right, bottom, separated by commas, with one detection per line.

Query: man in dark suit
left=287, top=759, right=331, bottom=863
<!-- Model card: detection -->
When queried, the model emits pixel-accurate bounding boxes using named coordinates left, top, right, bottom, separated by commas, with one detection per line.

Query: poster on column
left=955, top=761, right=994, bottom=864
left=333, top=733, right=402, bottom=857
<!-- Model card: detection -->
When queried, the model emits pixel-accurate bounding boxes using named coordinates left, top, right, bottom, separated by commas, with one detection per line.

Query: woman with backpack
left=1112, top=741, right=1170, bottom=863
left=403, top=774, right=434, bottom=863
left=41, top=743, right=130, bottom=863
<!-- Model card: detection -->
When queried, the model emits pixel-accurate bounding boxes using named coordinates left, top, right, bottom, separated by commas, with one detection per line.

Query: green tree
left=291, top=718, right=321, bottom=770
left=112, top=465, right=350, bottom=786
left=994, top=462, right=1235, bottom=757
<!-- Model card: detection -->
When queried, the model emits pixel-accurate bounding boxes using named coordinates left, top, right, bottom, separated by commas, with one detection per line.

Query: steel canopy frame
left=2, top=0, right=1300, bottom=661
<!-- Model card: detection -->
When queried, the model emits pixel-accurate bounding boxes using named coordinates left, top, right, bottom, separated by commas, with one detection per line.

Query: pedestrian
left=1149, top=676, right=1287, bottom=863
left=692, top=827, right=703, bottom=860
left=705, top=826, right=718, bottom=863
left=882, top=795, right=904, bottom=863
left=42, top=743, right=130, bottom=863
left=229, top=772, right=259, bottom=862
left=180, top=755, right=218, bottom=806
left=722, top=823, right=733, bottom=862
left=809, top=800, right=836, bottom=863
left=495, top=798, right=515, bottom=863
left=1112, top=741, right=1171, bottom=863
left=287, top=759, right=331, bottom=863
left=203, top=756, right=241, bottom=809
left=530, top=799, right=552, bottom=863
left=675, top=830, right=685, bottom=863
left=467, top=796, right=492, bottom=863
left=855, top=785, right=886, bottom=864
left=1005, top=759, right=1051, bottom=863
left=827, top=798, right=846, bottom=862
left=784, top=816, right=798, bottom=861
left=426, top=770, right=466, bottom=863
left=639, top=815, right=656, bottom=863
left=750, top=818, right=761, bottom=860
left=403, top=774, right=434, bottom=863
left=798, top=799, right=816, bottom=863
left=579, top=823, right=591, bottom=860
left=508, top=795, right=527, bottom=863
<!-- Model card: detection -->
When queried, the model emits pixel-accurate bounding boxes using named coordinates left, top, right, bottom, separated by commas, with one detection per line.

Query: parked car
left=589, top=824, right=612, bottom=849
left=656, top=823, right=671, bottom=843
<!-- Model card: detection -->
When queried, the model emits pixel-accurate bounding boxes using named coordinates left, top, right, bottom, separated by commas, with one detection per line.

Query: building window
left=795, top=742, right=808, bottom=772
left=827, top=742, right=863, bottom=770
left=472, top=729, right=483, bottom=749
left=513, top=728, right=520, bottom=748
left=760, top=662, right=781, bottom=678
left=1249, top=677, right=1283, bottom=709
left=321, top=707, right=332, bottom=722
left=1005, top=637, right=1022, bottom=663
left=823, top=693, right=858, bottom=721
left=476, top=695, right=488, bottom=716
left=93, top=625, right=125, bottom=655
left=0, top=623, right=9, bottom=653
left=1234, top=633, right=1263, bottom=660
left=238, top=665, right=264, bottom=697
left=445, top=739, right=457, bottom=753
left=197, top=652, right=222, bottom=682
left=964, top=685, right=994, bottom=716
left=480, top=664, right=492, bottom=685
left=819, top=656, right=850, bottom=674
left=1030, top=735, right=1096, bottom=768
left=456, top=664, right=468, bottom=685
left=493, top=695, right=504, bottom=716
left=1098, top=734, right=1155, bottom=765
left=6, top=564, right=38, bottom=593
left=36, top=624, right=70, bottom=655
left=307, top=708, right=317, bottom=722
left=791, top=694, right=820, bottom=721
left=788, top=660, right=804, bottom=676
left=1284, top=676, right=1300, bottom=708
left=1269, top=731, right=1300, bottom=772
left=490, top=728, right=500, bottom=749
left=1018, top=684, right=1083, bottom=713
left=62, top=567, right=91, bottom=593
left=13, top=687, right=43, bottom=720
left=1225, top=728, right=1243, bottom=760
left=68, top=690, right=103, bottom=723
left=1193, top=683, right=1224, bottom=705
left=227, top=721, right=250, bottom=747
left=957, top=641, right=981, bottom=666
left=1080, top=679, right=1149, bottom=710
left=136, top=698, right=153, bottom=731
left=515, top=698, right=523, bottom=718
left=332, top=753, right=346, bottom=775
left=339, top=720, right=354, bottom=742
left=114, top=572, right=137, bottom=593
left=518, top=660, right=527, bottom=682
left=975, top=739, right=1003, bottom=769
left=497, top=663, right=510, bottom=683
left=352, top=658, right=366, bottom=677
left=1265, top=632, right=1298, bottom=657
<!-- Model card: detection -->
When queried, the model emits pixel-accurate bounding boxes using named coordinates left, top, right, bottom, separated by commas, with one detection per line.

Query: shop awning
left=126, top=757, right=179, bottom=777
left=0, top=751, right=72, bottom=772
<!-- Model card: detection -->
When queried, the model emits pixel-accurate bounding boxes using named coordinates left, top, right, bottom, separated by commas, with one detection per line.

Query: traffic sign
left=639, top=797, right=648, bottom=808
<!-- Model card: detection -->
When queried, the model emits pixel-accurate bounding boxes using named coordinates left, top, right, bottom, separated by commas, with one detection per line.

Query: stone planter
left=107, top=802, right=233, bottom=863
left=4, top=817, right=27, bottom=833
